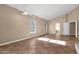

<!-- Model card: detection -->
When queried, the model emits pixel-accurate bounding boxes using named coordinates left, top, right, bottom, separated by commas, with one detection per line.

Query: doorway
left=55, top=23, right=60, bottom=35
left=70, top=22, right=76, bottom=36
left=63, top=22, right=70, bottom=35
left=63, top=21, right=77, bottom=37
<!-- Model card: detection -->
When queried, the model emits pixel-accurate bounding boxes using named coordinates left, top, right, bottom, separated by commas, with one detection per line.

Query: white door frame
left=75, top=20, right=78, bottom=38
left=68, top=20, right=78, bottom=37
left=63, top=20, right=78, bottom=37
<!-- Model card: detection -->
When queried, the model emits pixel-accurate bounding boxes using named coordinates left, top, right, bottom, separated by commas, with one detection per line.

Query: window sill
left=30, top=32, right=36, bottom=34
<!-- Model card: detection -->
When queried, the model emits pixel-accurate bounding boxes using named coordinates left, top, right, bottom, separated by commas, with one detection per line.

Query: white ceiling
left=8, top=4, right=78, bottom=20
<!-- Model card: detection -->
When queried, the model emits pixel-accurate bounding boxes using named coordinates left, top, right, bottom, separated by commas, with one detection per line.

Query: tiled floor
left=0, top=34, right=79, bottom=54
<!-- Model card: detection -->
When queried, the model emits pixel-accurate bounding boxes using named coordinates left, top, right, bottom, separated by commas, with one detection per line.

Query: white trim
left=69, top=20, right=78, bottom=38
left=0, top=34, right=45, bottom=46
left=0, top=37, right=27, bottom=46
left=30, top=31, right=36, bottom=34
left=75, top=20, right=78, bottom=38
left=65, top=20, right=77, bottom=37
left=30, top=20, right=36, bottom=34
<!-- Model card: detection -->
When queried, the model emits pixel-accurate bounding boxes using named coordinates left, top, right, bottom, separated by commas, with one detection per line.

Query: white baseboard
left=0, top=34, right=46, bottom=46
left=0, top=37, right=27, bottom=46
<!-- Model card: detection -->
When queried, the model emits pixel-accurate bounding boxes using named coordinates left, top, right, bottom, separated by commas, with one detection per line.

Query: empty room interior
left=0, top=4, right=79, bottom=54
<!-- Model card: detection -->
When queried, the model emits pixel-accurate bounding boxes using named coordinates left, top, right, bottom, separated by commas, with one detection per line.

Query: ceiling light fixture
left=22, top=12, right=28, bottom=15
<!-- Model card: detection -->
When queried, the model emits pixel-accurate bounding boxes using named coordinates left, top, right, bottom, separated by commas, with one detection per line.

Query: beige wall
left=48, top=16, right=66, bottom=34
left=0, top=4, right=79, bottom=44
left=48, top=5, right=79, bottom=37
left=0, top=5, right=47, bottom=44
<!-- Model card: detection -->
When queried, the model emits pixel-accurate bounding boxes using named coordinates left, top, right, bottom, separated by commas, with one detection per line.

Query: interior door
left=63, top=22, right=69, bottom=35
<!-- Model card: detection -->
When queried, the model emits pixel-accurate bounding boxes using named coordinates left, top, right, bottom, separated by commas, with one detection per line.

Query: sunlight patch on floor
left=37, top=37, right=49, bottom=41
left=37, top=37, right=66, bottom=46
left=49, top=39, right=66, bottom=45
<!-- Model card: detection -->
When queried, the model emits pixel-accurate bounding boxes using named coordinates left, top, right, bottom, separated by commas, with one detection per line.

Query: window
left=30, top=20, right=36, bottom=33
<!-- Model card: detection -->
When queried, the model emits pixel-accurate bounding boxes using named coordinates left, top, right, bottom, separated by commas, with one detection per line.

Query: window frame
left=30, top=20, right=36, bottom=34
